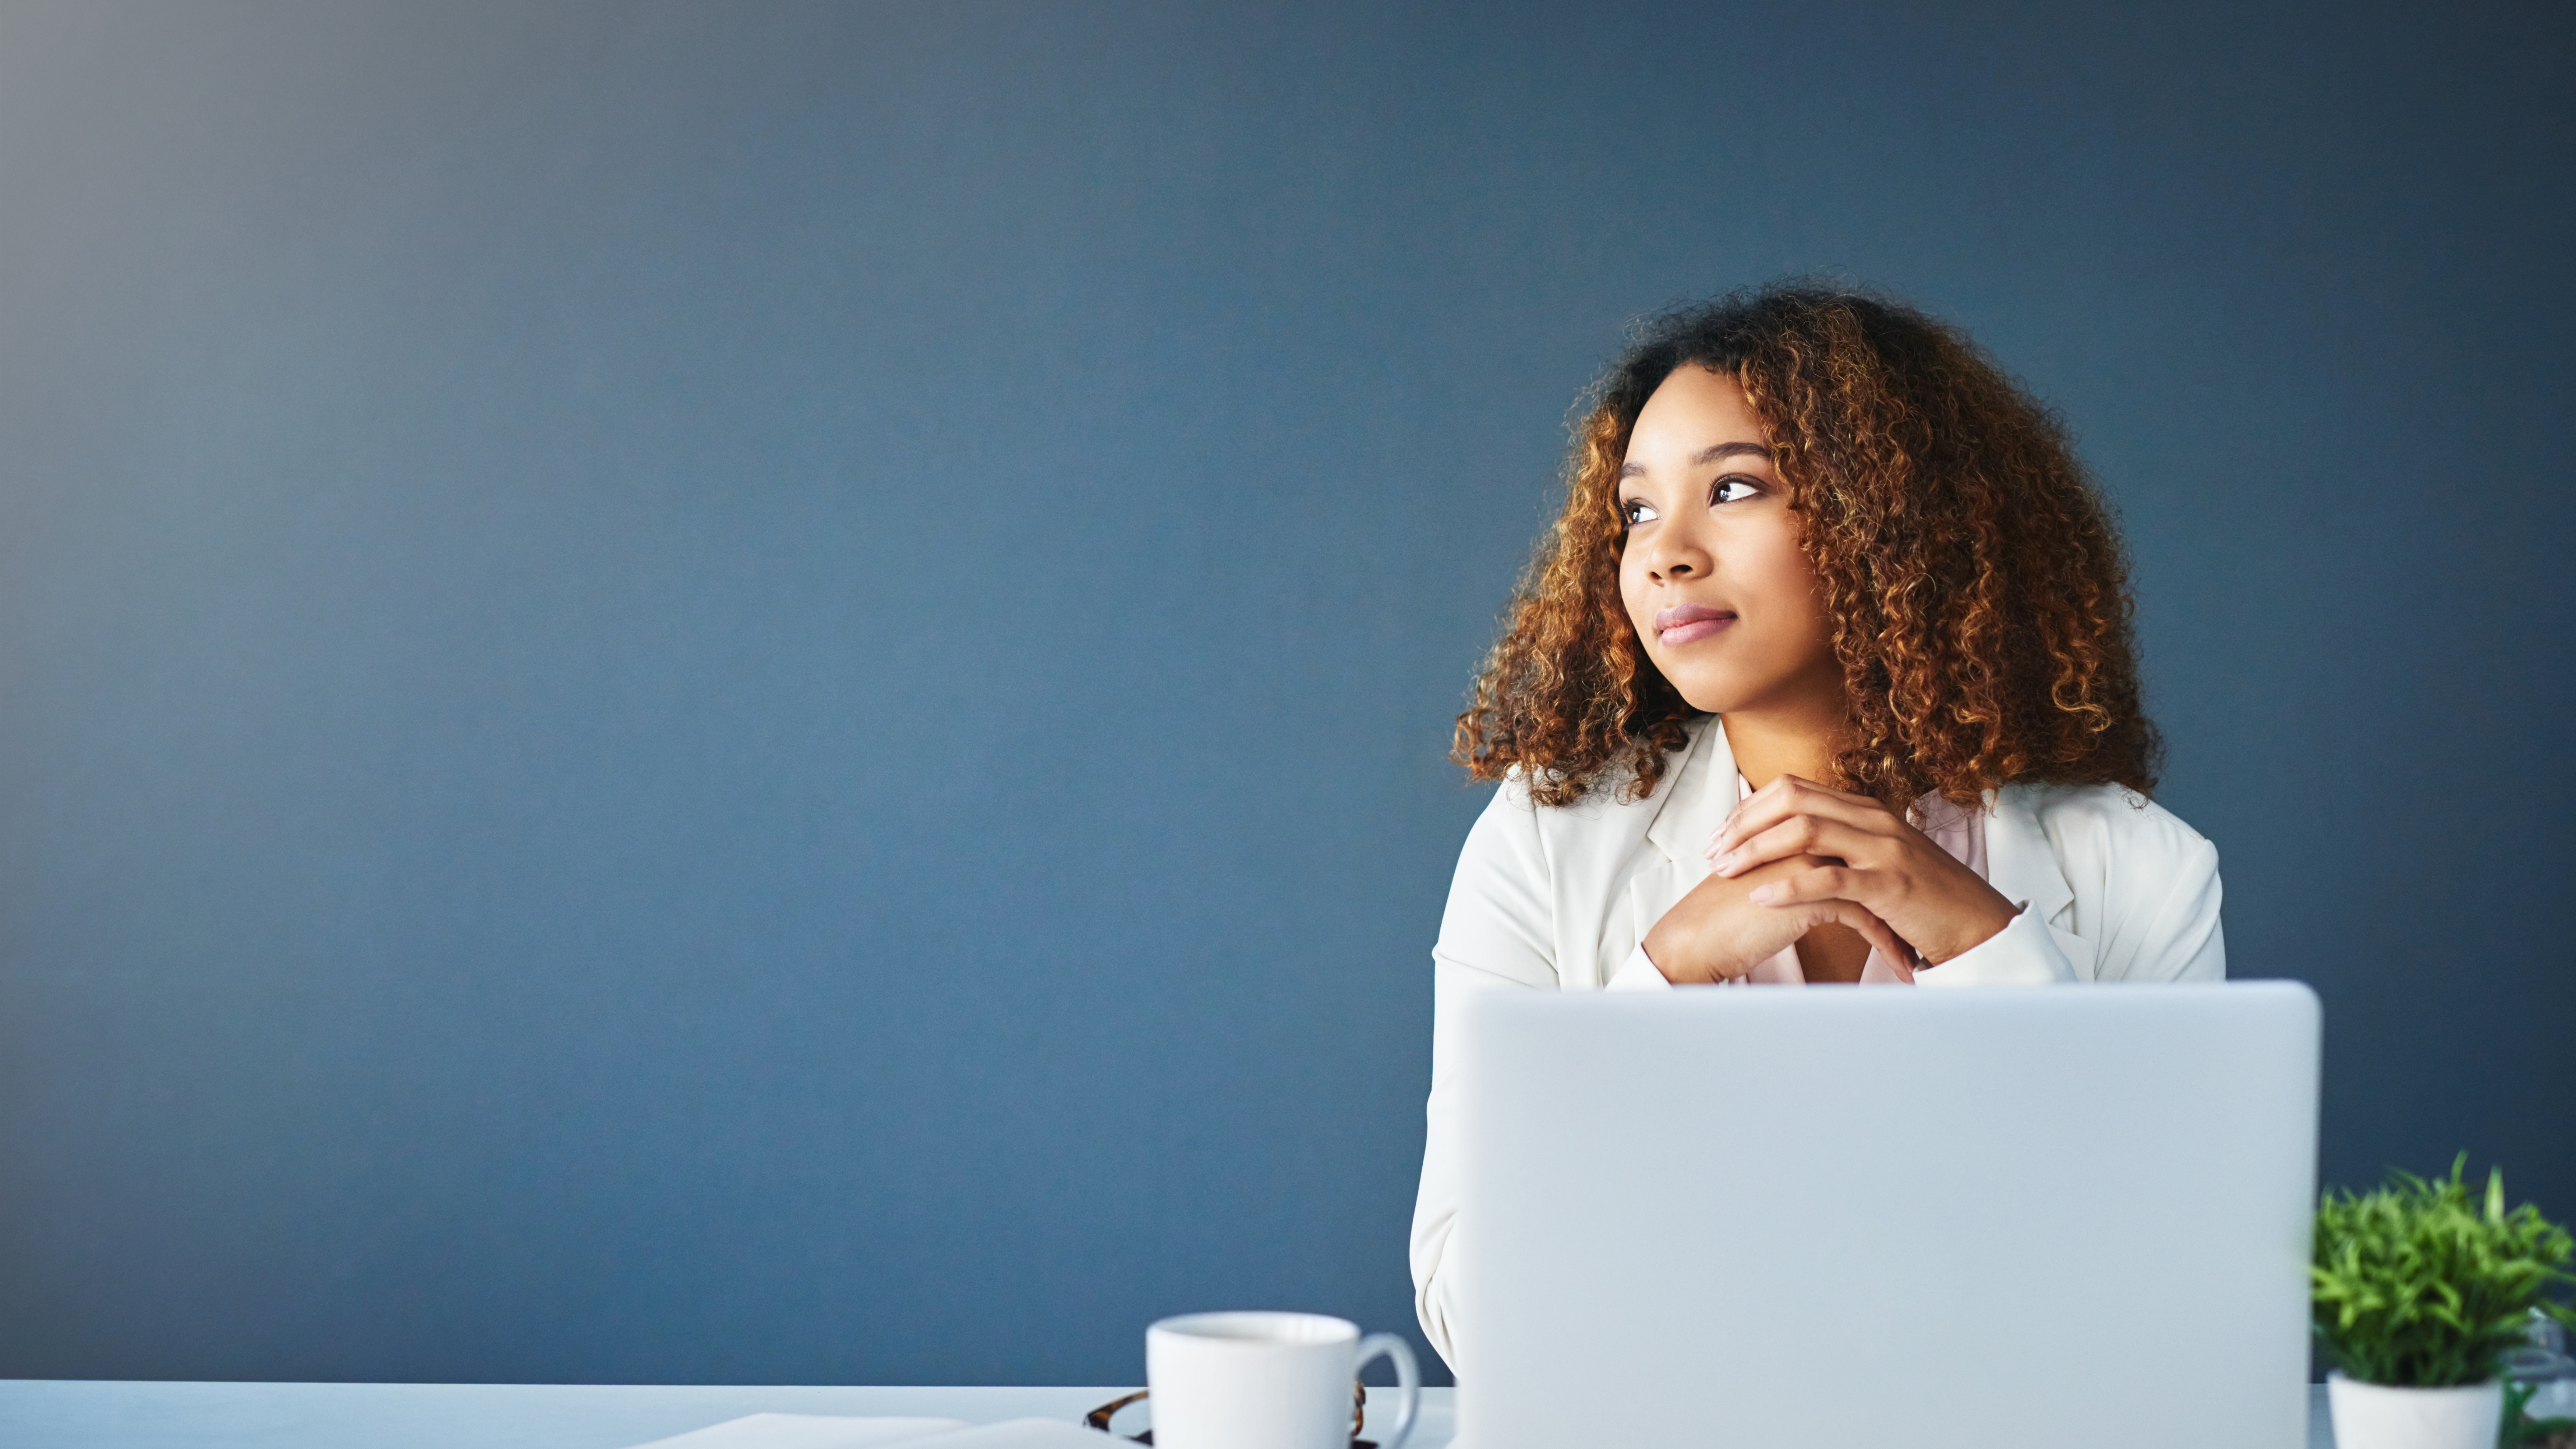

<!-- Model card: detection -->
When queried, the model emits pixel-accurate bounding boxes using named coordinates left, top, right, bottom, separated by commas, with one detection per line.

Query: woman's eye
left=1621, top=498, right=1659, bottom=525
left=1710, top=475, right=1762, bottom=505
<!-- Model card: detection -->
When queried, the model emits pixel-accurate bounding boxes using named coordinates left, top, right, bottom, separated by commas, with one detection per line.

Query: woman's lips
left=1656, top=603, right=1737, bottom=646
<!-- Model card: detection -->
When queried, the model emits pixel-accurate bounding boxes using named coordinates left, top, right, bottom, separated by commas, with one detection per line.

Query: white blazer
left=1409, top=714, right=2224, bottom=1371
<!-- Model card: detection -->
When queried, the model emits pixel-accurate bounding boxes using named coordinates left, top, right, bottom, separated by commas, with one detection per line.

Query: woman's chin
left=1663, top=675, right=1748, bottom=715
left=1659, top=665, right=1808, bottom=719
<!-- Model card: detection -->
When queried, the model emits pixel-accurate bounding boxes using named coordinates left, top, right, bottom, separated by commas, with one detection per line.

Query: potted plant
left=2311, top=1156, right=2575, bottom=1449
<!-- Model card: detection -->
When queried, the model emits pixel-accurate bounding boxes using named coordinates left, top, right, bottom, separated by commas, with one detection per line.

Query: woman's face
left=1616, top=365, right=1842, bottom=718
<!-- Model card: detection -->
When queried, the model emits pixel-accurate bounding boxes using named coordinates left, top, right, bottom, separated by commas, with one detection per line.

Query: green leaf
left=2311, top=1154, right=2576, bottom=1390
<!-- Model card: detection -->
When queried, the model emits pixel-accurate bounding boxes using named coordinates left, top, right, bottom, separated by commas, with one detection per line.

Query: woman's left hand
left=1706, top=775, right=2021, bottom=968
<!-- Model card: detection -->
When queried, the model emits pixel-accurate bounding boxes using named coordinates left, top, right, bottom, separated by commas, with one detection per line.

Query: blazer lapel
left=1643, top=716, right=1737, bottom=864
left=1984, top=785, right=2095, bottom=981
left=1625, top=719, right=1737, bottom=946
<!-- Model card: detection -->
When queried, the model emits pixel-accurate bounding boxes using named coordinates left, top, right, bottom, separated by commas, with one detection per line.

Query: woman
left=1409, top=284, right=2223, bottom=1371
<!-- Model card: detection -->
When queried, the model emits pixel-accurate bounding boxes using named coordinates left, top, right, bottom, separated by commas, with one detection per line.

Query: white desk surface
left=0, top=1378, right=2340, bottom=1448
left=0, top=1383, right=1438, bottom=1449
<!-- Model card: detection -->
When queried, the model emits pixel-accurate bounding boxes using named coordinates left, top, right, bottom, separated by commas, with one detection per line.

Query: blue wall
left=2, top=0, right=2569, bottom=1387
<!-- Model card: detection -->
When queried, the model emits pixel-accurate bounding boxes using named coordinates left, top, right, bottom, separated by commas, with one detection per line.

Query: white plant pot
left=2325, top=1374, right=2503, bottom=1449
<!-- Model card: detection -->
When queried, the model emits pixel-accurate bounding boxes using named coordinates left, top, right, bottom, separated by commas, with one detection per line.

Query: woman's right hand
left=1638, top=853, right=1914, bottom=984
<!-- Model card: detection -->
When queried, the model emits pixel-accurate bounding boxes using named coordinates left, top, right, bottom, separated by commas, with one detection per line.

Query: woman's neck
left=1718, top=697, right=1846, bottom=789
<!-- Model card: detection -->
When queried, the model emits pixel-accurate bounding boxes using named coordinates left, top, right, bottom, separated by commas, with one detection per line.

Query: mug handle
left=1354, top=1333, right=1419, bottom=1449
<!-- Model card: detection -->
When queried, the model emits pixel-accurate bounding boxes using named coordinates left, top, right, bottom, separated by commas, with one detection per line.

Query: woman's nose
left=1646, top=531, right=1706, bottom=581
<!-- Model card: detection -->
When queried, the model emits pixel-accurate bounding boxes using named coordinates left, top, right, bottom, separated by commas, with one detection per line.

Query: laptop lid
left=1452, top=983, right=2320, bottom=1449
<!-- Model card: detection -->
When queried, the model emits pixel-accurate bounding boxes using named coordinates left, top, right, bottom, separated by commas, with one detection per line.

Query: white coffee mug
left=1145, top=1310, right=1419, bottom=1449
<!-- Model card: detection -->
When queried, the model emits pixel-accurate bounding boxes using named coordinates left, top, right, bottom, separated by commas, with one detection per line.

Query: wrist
left=1638, top=922, right=1680, bottom=982
left=1920, top=899, right=2021, bottom=966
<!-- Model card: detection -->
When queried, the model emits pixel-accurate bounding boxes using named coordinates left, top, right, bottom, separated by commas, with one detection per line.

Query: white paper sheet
left=622, top=1412, right=975, bottom=1449
left=901, top=1421, right=1120, bottom=1446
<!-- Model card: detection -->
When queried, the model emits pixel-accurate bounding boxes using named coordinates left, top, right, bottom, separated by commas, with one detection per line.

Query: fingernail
left=1748, top=885, right=1778, bottom=905
left=1712, top=851, right=1736, bottom=875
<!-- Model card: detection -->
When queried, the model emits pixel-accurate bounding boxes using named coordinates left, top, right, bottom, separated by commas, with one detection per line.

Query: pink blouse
left=1730, top=776, right=1987, bottom=985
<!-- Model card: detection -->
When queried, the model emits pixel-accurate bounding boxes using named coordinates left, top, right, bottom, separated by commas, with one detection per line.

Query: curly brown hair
left=1454, top=283, right=2160, bottom=810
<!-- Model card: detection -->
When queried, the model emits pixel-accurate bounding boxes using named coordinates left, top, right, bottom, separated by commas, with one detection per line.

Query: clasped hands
left=1638, top=775, right=2020, bottom=985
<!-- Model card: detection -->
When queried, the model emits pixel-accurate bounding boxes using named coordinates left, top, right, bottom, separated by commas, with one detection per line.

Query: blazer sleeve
left=1411, top=780, right=1558, bottom=1374
left=1915, top=904, right=2080, bottom=986
left=1921, top=789, right=2225, bottom=986
left=2098, top=828, right=2226, bottom=982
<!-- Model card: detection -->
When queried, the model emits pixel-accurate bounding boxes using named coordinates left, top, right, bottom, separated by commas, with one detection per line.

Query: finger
left=1746, top=864, right=1916, bottom=937
left=1769, top=773, right=1881, bottom=807
left=1795, top=897, right=1915, bottom=975
left=1711, top=815, right=1891, bottom=877
left=1842, top=907, right=1915, bottom=977
left=1718, top=773, right=1796, bottom=839
left=1727, top=773, right=1879, bottom=827
left=1745, top=862, right=1861, bottom=909
left=1711, top=781, right=1903, bottom=858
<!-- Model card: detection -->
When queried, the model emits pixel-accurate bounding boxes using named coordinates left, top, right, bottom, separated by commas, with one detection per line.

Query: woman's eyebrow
left=1694, top=441, right=1773, bottom=464
left=1619, top=440, right=1773, bottom=479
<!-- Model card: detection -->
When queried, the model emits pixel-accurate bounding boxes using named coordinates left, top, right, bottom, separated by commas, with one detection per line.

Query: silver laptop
left=1452, top=983, right=2320, bottom=1448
